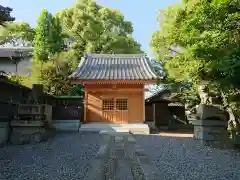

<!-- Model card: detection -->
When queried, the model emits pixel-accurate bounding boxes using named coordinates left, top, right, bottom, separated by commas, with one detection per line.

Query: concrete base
left=54, top=120, right=80, bottom=131
left=80, top=123, right=150, bottom=134
left=192, top=119, right=228, bottom=148
left=0, top=122, right=9, bottom=145
left=10, top=126, right=55, bottom=145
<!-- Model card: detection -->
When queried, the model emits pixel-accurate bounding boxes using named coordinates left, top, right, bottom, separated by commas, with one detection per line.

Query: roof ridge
left=85, top=53, right=146, bottom=58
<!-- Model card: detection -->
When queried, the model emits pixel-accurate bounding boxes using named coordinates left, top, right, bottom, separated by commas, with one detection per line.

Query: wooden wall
left=145, top=101, right=171, bottom=125
left=155, top=102, right=171, bottom=126
left=85, top=84, right=144, bottom=123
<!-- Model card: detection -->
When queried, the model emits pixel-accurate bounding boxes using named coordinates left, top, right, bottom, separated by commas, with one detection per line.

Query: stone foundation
left=10, top=121, right=55, bottom=145
left=192, top=119, right=229, bottom=148
left=80, top=123, right=150, bottom=134
left=0, top=122, right=10, bottom=145
left=54, top=120, right=80, bottom=131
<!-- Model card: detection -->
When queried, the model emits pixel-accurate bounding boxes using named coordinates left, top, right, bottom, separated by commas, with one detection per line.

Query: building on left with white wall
left=0, top=46, right=33, bottom=75
left=0, top=38, right=33, bottom=75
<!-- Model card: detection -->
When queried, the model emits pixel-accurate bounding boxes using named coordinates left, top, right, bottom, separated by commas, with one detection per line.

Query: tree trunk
left=220, top=90, right=239, bottom=131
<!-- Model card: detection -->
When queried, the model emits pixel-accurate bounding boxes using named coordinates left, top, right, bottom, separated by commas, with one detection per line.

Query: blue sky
left=1, top=0, right=179, bottom=56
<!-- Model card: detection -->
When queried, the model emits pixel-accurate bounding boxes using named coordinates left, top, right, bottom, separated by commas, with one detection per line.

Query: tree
left=0, top=5, right=15, bottom=25
left=149, top=58, right=199, bottom=106
left=0, top=22, right=34, bottom=45
left=33, top=9, right=64, bottom=61
left=30, top=0, right=142, bottom=96
left=151, top=0, right=240, bottom=130
left=57, top=0, right=142, bottom=61
left=49, top=16, right=64, bottom=55
left=31, top=52, right=76, bottom=96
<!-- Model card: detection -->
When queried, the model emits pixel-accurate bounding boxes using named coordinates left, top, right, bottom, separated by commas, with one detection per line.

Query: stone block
left=127, top=136, right=136, bottom=143
left=196, top=104, right=226, bottom=121
left=10, top=132, right=30, bottom=144
left=11, top=120, right=44, bottom=127
left=29, top=133, right=42, bottom=144
left=0, top=122, right=9, bottom=145
left=84, top=159, right=105, bottom=180
left=192, top=119, right=228, bottom=127
left=114, top=136, right=123, bottom=142
left=194, top=125, right=227, bottom=141
left=10, top=126, right=54, bottom=145
left=96, top=144, right=108, bottom=158
left=54, top=120, right=80, bottom=132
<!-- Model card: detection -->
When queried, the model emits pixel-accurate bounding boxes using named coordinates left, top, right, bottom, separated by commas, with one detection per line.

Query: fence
left=0, top=101, right=18, bottom=122
left=52, top=96, right=84, bottom=120
left=1, top=75, right=85, bottom=122
left=0, top=75, right=55, bottom=104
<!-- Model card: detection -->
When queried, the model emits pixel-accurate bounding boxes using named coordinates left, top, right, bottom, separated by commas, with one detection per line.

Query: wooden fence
left=0, top=75, right=55, bottom=104
left=52, top=96, right=84, bottom=120
left=0, top=101, right=18, bottom=122
left=0, top=75, right=84, bottom=121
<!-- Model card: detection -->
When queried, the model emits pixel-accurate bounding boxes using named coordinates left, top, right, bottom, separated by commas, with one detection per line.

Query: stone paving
left=1, top=132, right=240, bottom=180
left=85, top=131, right=160, bottom=180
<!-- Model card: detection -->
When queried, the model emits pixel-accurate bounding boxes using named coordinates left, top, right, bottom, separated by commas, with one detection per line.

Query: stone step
left=79, top=123, right=150, bottom=134
left=84, top=136, right=111, bottom=180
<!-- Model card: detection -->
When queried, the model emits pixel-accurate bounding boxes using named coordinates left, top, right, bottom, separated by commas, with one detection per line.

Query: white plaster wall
left=0, top=57, right=32, bottom=75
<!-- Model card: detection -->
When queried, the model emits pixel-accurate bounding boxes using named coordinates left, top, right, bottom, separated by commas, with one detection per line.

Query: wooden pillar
left=142, top=89, right=145, bottom=123
left=153, top=103, right=156, bottom=125
left=83, top=90, right=88, bottom=123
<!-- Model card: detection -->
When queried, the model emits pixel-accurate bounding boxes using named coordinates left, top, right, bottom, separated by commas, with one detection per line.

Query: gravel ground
left=0, top=132, right=101, bottom=180
left=134, top=134, right=240, bottom=180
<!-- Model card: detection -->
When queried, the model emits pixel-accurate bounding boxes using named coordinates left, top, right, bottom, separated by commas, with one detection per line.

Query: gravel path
left=0, top=132, right=101, bottom=180
left=134, top=134, right=240, bottom=180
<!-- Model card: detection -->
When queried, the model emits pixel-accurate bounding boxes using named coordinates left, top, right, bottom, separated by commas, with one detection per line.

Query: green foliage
left=29, top=0, right=143, bottom=96
left=151, top=0, right=240, bottom=87
left=7, top=74, right=32, bottom=88
left=33, top=9, right=64, bottom=61
left=151, top=0, right=240, bottom=129
left=33, top=9, right=52, bottom=60
left=31, top=52, right=77, bottom=96
left=5, top=0, right=143, bottom=97
left=0, top=22, right=34, bottom=45
left=57, top=0, right=142, bottom=58
left=50, top=16, right=64, bottom=54
left=7, top=74, right=24, bottom=85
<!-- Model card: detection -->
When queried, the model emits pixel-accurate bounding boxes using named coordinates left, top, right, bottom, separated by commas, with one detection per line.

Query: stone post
left=192, top=104, right=229, bottom=148
left=31, top=84, right=44, bottom=104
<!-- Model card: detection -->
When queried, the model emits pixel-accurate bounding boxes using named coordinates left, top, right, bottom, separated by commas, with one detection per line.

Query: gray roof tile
left=69, top=53, right=159, bottom=80
left=0, top=47, right=33, bottom=58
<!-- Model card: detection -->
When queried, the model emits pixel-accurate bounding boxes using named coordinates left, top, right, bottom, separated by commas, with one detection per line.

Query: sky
left=1, top=0, right=179, bottom=56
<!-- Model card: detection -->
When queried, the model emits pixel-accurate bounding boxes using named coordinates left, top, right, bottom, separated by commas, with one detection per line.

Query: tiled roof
left=168, top=102, right=184, bottom=107
left=0, top=47, right=33, bottom=58
left=145, top=89, right=170, bottom=101
left=69, top=53, right=159, bottom=80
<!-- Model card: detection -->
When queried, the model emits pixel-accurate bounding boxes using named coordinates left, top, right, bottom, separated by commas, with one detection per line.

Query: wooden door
left=102, top=98, right=128, bottom=123
left=115, top=99, right=128, bottom=123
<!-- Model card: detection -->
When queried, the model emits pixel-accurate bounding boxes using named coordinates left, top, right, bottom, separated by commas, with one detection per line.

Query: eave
left=70, top=79, right=159, bottom=85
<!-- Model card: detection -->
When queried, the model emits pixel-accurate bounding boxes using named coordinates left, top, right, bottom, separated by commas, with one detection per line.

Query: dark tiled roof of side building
left=69, top=53, right=159, bottom=80
left=0, top=47, right=33, bottom=58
